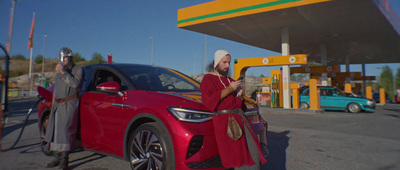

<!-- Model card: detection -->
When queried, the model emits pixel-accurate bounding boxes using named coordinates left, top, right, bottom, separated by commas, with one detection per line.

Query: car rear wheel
left=347, top=103, right=361, bottom=113
left=128, top=122, right=174, bottom=170
left=300, top=102, right=310, bottom=109
left=40, top=114, right=53, bottom=156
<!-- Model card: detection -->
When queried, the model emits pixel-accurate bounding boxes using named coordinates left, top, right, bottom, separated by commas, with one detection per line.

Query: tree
left=35, top=55, right=44, bottom=64
left=73, top=52, right=86, bottom=62
left=379, top=66, right=394, bottom=100
left=395, top=67, right=400, bottom=90
left=89, top=52, right=106, bottom=64
left=12, top=54, right=26, bottom=60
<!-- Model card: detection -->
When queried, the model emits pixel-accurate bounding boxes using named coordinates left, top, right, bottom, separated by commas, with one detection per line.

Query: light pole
left=42, top=35, right=48, bottom=77
left=149, top=37, right=154, bottom=66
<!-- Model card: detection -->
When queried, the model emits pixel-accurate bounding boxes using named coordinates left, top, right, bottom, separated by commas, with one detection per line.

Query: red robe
left=200, top=74, right=267, bottom=168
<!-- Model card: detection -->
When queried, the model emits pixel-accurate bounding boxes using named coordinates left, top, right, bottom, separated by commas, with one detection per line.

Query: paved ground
left=0, top=98, right=399, bottom=170
left=261, top=104, right=400, bottom=170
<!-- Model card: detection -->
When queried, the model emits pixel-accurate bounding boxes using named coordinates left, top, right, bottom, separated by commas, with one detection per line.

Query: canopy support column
left=282, top=27, right=291, bottom=109
left=320, top=44, right=328, bottom=82
left=361, top=63, right=366, bottom=94
left=345, top=55, right=351, bottom=83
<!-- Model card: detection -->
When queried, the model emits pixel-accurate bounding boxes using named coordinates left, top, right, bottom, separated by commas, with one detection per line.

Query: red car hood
left=156, top=91, right=203, bottom=104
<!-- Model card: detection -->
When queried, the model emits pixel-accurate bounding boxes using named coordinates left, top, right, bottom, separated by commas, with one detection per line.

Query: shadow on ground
left=69, top=148, right=107, bottom=169
left=262, top=130, right=290, bottom=170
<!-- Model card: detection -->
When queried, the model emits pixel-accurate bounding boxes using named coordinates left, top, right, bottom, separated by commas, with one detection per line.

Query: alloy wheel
left=348, top=103, right=361, bottom=113
left=130, top=130, right=163, bottom=170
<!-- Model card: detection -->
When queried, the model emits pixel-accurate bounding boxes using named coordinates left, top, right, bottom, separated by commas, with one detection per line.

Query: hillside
left=5, top=59, right=265, bottom=96
left=3, top=59, right=89, bottom=90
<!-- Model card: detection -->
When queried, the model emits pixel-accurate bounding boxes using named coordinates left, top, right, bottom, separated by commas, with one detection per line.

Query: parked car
left=299, top=86, right=375, bottom=113
left=372, top=92, right=391, bottom=103
left=395, top=94, right=400, bottom=104
left=37, top=63, right=264, bottom=170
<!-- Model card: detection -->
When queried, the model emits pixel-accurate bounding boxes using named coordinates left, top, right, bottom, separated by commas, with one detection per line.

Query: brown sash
left=55, top=94, right=78, bottom=106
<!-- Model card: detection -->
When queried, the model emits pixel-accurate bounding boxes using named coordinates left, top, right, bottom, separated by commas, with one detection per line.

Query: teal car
left=299, top=86, right=375, bottom=113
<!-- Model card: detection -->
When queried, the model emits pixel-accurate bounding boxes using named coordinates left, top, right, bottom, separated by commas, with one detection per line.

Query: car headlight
left=367, top=100, right=375, bottom=105
left=168, top=107, right=213, bottom=123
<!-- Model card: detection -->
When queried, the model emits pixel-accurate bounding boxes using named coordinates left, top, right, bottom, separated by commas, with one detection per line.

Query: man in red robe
left=200, top=50, right=267, bottom=169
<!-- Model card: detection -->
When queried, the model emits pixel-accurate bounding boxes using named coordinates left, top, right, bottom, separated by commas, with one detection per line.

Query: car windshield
left=119, top=66, right=200, bottom=92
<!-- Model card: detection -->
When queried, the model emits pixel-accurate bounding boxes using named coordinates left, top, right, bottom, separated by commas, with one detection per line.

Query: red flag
left=107, top=53, right=113, bottom=64
left=27, top=12, right=35, bottom=50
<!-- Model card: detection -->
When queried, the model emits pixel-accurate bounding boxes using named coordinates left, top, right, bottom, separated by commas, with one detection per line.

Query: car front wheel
left=300, top=102, right=310, bottom=109
left=40, top=114, right=53, bottom=156
left=128, top=122, right=174, bottom=170
left=347, top=103, right=361, bottom=113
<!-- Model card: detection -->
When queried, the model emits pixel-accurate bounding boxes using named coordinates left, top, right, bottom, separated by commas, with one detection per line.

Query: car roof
left=83, top=63, right=158, bottom=69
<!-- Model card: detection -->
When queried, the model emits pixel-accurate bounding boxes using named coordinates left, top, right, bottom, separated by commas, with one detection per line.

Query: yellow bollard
left=366, top=86, right=372, bottom=99
left=345, top=83, right=352, bottom=93
left=309, top=79, right=321, bottom=110
left=380, top=88, right=386, bottom=104
left=290, top=83, right=300, bottom=109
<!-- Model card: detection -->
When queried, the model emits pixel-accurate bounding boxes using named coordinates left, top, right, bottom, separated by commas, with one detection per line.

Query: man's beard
left=216, top=67, right=230, bottom=77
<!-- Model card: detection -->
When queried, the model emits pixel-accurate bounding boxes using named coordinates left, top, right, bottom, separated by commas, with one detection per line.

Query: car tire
left=40, top=114, right=53, bottom=156
left=128, top=122, right=174, bottom=170
left=347, top=103, right=361, bottom=113
left=300, top=102, right=310, bottom=109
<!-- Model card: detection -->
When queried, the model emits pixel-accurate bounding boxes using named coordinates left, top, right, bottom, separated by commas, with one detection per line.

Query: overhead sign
left=290, top=65, right=340, bottom=74
left=234, top=54, right=307, bottom=80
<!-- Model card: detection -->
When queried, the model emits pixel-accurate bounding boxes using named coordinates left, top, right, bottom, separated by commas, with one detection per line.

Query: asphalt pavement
left=0, top=98, right=399, bottom=170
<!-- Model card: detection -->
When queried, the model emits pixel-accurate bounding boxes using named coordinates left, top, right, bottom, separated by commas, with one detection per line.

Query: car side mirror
left=96, top=81, right=124, bottom=96
left=332, top=93, right=338, bottom=96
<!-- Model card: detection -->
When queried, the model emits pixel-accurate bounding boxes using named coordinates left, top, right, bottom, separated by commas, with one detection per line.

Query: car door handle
left=112, top=103, right=132, bottom=108
left=83, top=102, right=90, bottom=105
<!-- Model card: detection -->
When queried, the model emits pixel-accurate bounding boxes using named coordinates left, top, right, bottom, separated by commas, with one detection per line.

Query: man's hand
left=237, top=89, right=243, bottom=96
left=229, top=80, right=241, bottom=90
left=56, top=63, right=65, bottom=74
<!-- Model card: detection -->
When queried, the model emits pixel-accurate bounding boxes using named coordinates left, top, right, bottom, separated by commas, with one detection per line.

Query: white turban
left=214, top=50, right=229, bottom=68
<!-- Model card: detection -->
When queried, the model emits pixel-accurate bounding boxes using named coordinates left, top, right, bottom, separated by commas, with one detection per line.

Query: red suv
left=38, top=63, right=264, bottom=170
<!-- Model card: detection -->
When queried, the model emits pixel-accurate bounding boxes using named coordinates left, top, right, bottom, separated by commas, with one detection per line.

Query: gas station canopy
left=178, top=0, right=400, bottom=65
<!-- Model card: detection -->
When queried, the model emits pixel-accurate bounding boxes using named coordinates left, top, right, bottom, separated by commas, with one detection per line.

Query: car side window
left=159, top=73, right=195, bottom=90
left=81, top=67, right=94, bottom=92
left=302, top=89, right=309, bottom=96
left=321, top=89, right=333, bottom=96
left=92, top=70, right=126, bottom=92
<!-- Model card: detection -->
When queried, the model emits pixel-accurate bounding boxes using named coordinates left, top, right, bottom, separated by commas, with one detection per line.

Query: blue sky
left=0, top=0, right=399, bottom=79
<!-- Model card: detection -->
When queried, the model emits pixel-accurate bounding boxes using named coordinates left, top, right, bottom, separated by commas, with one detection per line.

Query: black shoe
left=261, top=143, right=269, bottom=157
left=59, top=151, right=69, bottom=170
left=46, top=153, right=61, bottom=168
left=59, top=160, right=68, bottom=170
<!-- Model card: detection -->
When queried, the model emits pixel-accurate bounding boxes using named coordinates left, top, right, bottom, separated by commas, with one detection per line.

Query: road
left=1, top=98, right=400, bottom=170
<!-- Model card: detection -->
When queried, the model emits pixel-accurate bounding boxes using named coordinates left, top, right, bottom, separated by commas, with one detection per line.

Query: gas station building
left=178, top=0, right=400, bottom=109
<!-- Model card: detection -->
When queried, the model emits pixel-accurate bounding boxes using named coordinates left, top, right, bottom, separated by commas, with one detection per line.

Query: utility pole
left=149, top=37, right=154, bottom=66
left=205, top=35, right=207, bottom=73
left=42, top=35, right=48, bottom=77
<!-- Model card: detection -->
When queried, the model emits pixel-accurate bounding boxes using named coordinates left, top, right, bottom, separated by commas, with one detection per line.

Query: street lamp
left=42, top=35, right=48, bottom=77
left=149, top=37, right=153, bottom=66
